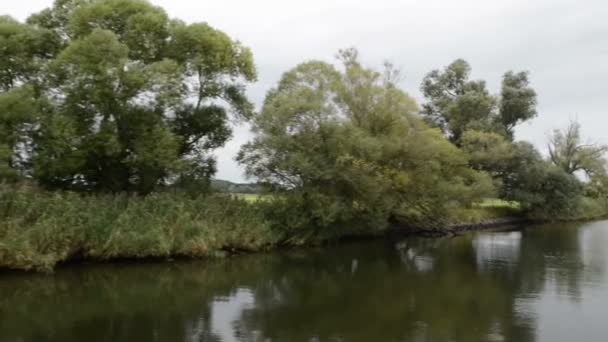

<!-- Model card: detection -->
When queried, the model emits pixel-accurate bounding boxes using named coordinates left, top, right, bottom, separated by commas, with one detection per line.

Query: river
left=2, top=220, right=608, bottom=341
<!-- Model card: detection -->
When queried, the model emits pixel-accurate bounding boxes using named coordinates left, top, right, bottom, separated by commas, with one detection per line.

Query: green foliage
left=466, top=137, right=606, bottom=220
left=498, top=71, right=538, bottom=136
left=420, top=60, right=545, bottom=209
left=548, top=120, right=608, bottom=178
left=508, top=159, right=584, bottom=219
left=0, top=86, right=41, bottom=180
left=421, top=59, right=536, bottom=144
left=575, top=196, right=608, bottom=220
left=540, top=120, right=608, bottom=219
left=0, top=0, right=256, bottom=193
left=0, top=185, right=275, bottom=271
left=461, top=130, right=514, bottom=173
left=26, top=0, right=89, bottom=45
left=239, top=49, right=494, bottom=239
left=460, top=132, right=551, bottom=209
left=585, top=174, right=608, bottom=199
left=1, top=1, right=607, bottom=271
left=447, top=203, right=521, bottom=225
left=0, top=16, right=59, bottom=91
left=0, top=16, right=56, bottom=181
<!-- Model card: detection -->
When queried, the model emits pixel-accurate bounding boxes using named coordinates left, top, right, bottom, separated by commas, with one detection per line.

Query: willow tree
left=0, top=0, right=256, bottom=193
left=420, top=60, right=538, bottom=203
left=548, top=120, right=607, bottom=178
left=420, top=59, right=537, bottom=144
left=0, top=16, right=57, bottom=181
left=239, top=50, right=493, bottom=237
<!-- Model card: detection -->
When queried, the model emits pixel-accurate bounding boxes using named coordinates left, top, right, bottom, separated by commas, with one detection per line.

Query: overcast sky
left=6, top=0, right=608, bottom=182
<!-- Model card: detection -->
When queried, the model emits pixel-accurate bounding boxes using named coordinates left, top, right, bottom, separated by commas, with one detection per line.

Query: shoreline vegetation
left=1, top=185, right=606, bottom=272
left=1, top=0, right=608, bottom=272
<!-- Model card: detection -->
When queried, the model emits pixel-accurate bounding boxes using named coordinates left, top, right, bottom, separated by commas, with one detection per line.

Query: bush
left=572, top=196, right=608, bottom=220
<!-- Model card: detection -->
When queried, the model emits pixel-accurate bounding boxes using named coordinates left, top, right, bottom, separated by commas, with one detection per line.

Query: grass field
left=476, top=199, right=521, bottom=210
left=233, top=193, right=269, bottom=202
left=234, top=194, right=521, bottom=209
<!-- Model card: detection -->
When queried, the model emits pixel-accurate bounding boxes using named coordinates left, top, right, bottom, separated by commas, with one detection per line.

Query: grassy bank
left=0, top=187, right=514, bottom=272
left=0, top=186, right=277, bottom=272
left=1, top=186, right=606, bottom=272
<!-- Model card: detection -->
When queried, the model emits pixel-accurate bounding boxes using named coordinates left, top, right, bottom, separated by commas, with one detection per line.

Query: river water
left=2, top=220, right=608, bottom=341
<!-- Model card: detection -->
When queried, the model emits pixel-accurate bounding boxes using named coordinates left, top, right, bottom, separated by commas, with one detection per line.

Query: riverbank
left=388, top=210, right=608, bottom=238
left=0, top=187, right=512, bottom=272
left=0, top=187, right=277, bottom=272
left=1, top=187, right=606, bottom=272
left=388, top=216, right=531, bottom=238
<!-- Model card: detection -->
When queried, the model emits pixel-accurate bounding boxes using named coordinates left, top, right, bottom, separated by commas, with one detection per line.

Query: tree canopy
left=1, top=0, right=606, bottom=230
left=420, top=59, right=537, bottom=144
left=0, top=0, right=256, bottom=193
left=548, top=120, right=608, bottom=178
left=238, top=50, right=494, bottom=236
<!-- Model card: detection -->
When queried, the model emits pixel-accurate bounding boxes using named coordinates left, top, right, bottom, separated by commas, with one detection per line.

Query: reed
left=0, top=185, right=276, bottom=271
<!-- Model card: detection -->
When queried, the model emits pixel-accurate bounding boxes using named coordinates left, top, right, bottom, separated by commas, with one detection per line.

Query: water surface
left=2, top=220, right=608, bottom=341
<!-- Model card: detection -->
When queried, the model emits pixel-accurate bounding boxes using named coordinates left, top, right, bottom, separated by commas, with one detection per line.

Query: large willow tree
left=0, top=0, right=256, bottom=193
left=420, top=59, right=537, bottom=145
left=238, top=50, right=494, bottom=237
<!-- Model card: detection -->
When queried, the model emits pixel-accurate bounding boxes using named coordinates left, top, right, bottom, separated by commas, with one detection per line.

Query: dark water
left=2, top=221, right=608, bottom=342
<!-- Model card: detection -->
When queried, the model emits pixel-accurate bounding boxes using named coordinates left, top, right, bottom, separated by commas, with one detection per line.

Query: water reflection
left=186, top=289, right=255, bottom=342
left=1, top=220, right=608, bottom=342
left=474, top=230, right=521, bottom=270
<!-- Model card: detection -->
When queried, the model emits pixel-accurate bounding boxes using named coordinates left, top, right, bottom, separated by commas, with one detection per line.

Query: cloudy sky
left=6, top=0, right=608, bottom=182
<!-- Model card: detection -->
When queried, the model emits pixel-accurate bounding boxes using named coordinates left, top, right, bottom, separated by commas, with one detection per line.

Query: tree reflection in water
left=1, top=221, right=607, bottom=342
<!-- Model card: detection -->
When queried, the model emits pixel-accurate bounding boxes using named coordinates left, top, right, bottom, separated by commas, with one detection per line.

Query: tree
left=420, top=60, right=537, bottom=144
left=0, top=16, right=59, bottom=92
left=498, top=71, right=537, bottom=139
left=0, top=86, right=40, bottom=181
left=0, top=16, right=57, bottom=181
left=498, top=142, right=544, bottom=200
left=548, top=120, right=608, bottom=178
left=499, top=142, right=584, bottom=218
left=239, top=50, right=494, bottom=237
left=547, top=121, right=608, bottom=215
left=420, top=60, right=494, bottom=144
left=0, top=0, right=256, bottom=193
left=585, top=174, right=608, bottom=201
left=460, top=130, right=514, bottom=174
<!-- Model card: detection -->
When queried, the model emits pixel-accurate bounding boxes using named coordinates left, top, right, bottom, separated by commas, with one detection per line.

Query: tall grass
left=3, top=184, right=604, bottom=272
left=0, top=185, right=277, bottom=271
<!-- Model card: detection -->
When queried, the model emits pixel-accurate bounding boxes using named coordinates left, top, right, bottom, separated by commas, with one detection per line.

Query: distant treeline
left=210, top=180, right=263, bottom=194
left=1, top=0, right=607, bottom=271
